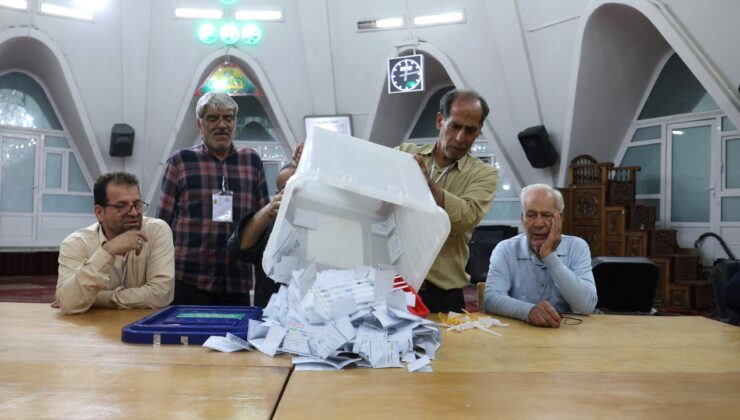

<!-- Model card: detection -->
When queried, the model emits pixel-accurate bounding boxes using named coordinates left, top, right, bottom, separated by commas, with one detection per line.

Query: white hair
left=520, top=183, right=564, bottom=212
left=195, top=92, right=238, bottom=119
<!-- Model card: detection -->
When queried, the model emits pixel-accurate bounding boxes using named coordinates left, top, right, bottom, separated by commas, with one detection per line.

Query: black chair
left=711, top=260, right=740, bottom=324
left=592, top=256, right=658, bottom=313
left=466, top=225, right=518, bottom=283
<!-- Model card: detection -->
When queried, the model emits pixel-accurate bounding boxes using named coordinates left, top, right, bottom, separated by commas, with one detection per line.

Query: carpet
left=0, top=274, right=481, bottom=309
left=0, top=275, right=56, bottom=303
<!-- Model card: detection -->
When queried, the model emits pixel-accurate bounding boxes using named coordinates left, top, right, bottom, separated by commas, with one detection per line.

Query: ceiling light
left=175, top=8, right=222, bottom=19
left=40, top=2, right=93, bottom=20
left=0, top=0, right=27, bottom=10
left=357, top=16, right=405, bottom=31
left=197, top=23, right=219, bottom=44
left=219, top=23, right=241, bottom=45
left=413, top=10, right=465, bottom=27
left=376, top=17, right=404, bottom=29
left=671, top=130, right=685, bottom=135
left=234, top=9, right=283, bottom=21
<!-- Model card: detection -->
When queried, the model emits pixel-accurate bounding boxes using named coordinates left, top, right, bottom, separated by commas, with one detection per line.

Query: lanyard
left=221, top=164, right=229, bottom=192
left=429, top=158, right=452, bottom=184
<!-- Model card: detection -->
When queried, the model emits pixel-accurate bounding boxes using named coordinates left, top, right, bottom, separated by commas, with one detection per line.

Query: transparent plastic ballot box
left=262, top=127, right=450, bottom=291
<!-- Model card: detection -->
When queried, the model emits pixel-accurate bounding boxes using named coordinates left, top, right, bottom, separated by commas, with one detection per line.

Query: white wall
left=2, top=0, right=740, bottom=253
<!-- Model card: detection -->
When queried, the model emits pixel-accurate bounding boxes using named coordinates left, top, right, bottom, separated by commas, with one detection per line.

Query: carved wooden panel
left=669, top=284, right=691, bottom=308
left=607, top=182, right=635, bottom=207
left=629, top=205, right=656, bottom=230
left=650, top=257, right=670, bottom=305
left=604, top=240, right=624, bottom=256
left=605, top=206, right=626, bottom=240
left=650, top=229, right=678, bottom=256
left=573, top=225, right=602, bottom=256
left=624, top=231, right=648, bottom=257
left=558, top=187, right=572, bottom=235
left=572, top=186, right=604, bottom=224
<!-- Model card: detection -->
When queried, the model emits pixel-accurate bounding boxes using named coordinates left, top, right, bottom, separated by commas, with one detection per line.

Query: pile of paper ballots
left=249, top=263, right=440, bottom=371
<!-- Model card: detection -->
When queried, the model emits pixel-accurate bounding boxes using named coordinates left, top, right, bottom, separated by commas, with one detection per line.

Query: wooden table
left=0, top=303, right=291, bottom=419
left=0, top=302, right=292, bottom=369
left=275, top=314, right=740, bottom=419
left=3, top=303, right=740, bottom=419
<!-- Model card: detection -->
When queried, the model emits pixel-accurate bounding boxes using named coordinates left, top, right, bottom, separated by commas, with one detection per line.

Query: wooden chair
left=476, top=282, right=487, bottom=313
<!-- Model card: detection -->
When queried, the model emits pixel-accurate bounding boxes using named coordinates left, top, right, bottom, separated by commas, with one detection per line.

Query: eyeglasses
left=561, top=316, right=583, bottom=325
left=105, top=201, right=149, bottom=215
left=203, top=114, right=236, bottom=125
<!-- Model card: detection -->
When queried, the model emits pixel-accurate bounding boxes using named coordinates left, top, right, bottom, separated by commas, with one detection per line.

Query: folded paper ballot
left=252, top=266, right=440, bottom=371
left=205, top=130, right=450, bottom=370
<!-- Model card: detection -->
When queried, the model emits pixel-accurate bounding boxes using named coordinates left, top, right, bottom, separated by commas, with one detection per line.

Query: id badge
left=212, top=190, right=233, bottom=222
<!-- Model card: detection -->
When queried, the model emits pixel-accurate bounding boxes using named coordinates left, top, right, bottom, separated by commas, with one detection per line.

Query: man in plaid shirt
left=156, top=92, right=270, bottom=305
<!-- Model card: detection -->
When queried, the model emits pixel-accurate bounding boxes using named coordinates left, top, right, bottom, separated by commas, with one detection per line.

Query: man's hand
left=527, top=300, right=562, bottom=328
left=266, top=190, right=283, bottom=220
left=538, top=212, right=562, bottom=258
left=102, top=231, right=148, bottom=257
left=413, top=155, right=445, bottom=208
left=412, top=155, right=430, bottom=180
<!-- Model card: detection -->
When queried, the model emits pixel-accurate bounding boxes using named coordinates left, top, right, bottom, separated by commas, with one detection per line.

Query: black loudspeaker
left=517, top=125, right=558, bottom=168
left=109, top=123, right=135, bottom=157
left=592, top=256, right=658, bottom=313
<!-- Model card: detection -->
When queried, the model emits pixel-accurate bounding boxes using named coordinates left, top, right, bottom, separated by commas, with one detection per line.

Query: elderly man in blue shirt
left=484, top=184, right=597, bottom=327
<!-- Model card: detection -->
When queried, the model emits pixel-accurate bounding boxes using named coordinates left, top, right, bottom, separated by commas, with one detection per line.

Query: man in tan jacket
left=55, top=172, right=174, bottom=314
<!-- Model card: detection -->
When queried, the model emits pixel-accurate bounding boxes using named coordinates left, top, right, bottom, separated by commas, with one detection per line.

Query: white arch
left=559, top=0, right=740, bottom=185
left=363, top=41, right=522, bottom=191
left=144, top=47, right=298, bottom=206
left=0, top=27, right=107, bottom=178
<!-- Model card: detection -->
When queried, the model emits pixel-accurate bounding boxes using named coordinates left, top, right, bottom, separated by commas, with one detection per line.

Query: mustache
left=214, top=129, right=230, bottom=135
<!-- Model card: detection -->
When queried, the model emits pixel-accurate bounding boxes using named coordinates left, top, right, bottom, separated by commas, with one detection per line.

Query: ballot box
left=121, top=305, right=262, bottom=345
left=262, top=127, right=450, bottom=291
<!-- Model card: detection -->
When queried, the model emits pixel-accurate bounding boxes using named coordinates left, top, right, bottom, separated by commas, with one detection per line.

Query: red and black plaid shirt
left=156, top=143, right=269, bottom=294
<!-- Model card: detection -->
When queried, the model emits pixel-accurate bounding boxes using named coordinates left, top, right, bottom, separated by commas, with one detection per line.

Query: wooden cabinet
left=573, top=225, right=602, bottom=256
left=560, top=155, right=710, bottom=313
left=604, top=207, right=626, bottom=256
left=650, top=257, right=670, bottom=306
left=624, top=231, right=648, bottom=257
left=570, top=186, right=607, bottom=256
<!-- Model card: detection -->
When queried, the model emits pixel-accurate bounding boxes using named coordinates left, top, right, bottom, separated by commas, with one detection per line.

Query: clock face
left=390, top=58, right=422, bottom=91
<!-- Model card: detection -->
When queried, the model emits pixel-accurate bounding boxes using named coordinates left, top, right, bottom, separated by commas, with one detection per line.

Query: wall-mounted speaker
left=109, top=123, right=135, bottom=157
left=517, top=125, right=558, bottom=168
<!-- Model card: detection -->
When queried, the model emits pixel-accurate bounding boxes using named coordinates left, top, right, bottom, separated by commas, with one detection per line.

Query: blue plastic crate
left=121, top=305, right=262, bottom=345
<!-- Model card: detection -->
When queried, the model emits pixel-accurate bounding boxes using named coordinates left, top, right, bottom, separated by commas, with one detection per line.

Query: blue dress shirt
left=484, top=233, right=597, bottom=321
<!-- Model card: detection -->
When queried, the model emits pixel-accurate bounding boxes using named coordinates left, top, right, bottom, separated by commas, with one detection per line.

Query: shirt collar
left=97, top=223, right=109, bottom=244
left=419, top=142, right=474, bottom=172
left=199, top=142, right=236, bottom=160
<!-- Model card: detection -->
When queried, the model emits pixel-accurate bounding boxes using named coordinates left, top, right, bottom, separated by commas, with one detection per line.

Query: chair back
left=476, top=282, right=486, bottom=313
left=592, top=256, right=658, bottom=313
left=711, top=260, right=740, bottom=323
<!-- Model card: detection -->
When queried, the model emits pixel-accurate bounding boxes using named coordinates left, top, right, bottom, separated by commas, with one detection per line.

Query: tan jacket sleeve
left=443, top=165, right=499, bottom=235
left=94, top=220, right=175, bottom=310
left=56, top=235, right=117, bottom=315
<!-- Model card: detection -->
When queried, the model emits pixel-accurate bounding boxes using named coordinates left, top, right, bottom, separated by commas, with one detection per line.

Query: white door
left=665, top=120, right=718, bottom=246
left=0, top=133, right=40, bottom=244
